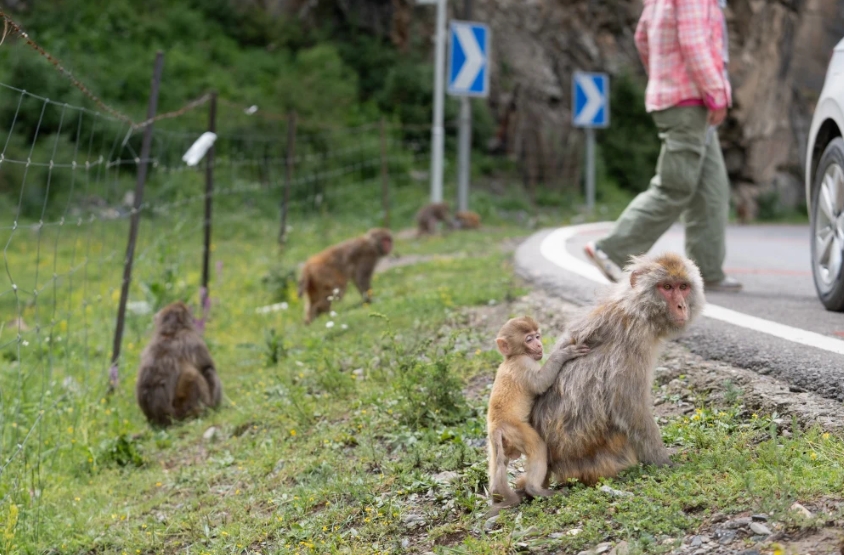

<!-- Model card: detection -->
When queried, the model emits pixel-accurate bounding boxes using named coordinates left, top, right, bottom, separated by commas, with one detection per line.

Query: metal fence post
left=380, top=118, right=390, bottom=228
left=108, top=51, right=164, bottom=393
left=279, top=111, right=296, bottom=245
left=199, top=91, right=217, bottom=332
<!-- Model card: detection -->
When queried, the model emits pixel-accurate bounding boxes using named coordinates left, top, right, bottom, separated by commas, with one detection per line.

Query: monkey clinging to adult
left=135, top=301, right=222, bottom=427
left=297, top=228, right=393, bottom=324
left=486, top=316, right=590, bottom=516
left=529, top=252, right=705, bottom=488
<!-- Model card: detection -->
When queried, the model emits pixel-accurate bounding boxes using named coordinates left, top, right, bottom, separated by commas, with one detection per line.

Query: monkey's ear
left=630, top=270, right=641, bottom=288
left=495, top=337, right=509, bottom=356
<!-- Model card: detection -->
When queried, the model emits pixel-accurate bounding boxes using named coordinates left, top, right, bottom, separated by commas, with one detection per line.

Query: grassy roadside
left=1, top=198, right=842, bottom=554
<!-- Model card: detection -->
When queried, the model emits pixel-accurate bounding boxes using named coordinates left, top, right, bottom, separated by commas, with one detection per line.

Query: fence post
left=380, top=118, right=390, bottom=228
left=199, top=91, right=217, bottom=333
left=279, top=111, right=297, bottom=245
left=108, top=51, right=164, bottom=393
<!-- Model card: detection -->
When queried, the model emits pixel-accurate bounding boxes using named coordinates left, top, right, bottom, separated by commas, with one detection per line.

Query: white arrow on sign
left=574, top=75, right=605, bottom=126
left=452, top=25, right=485, bottom=90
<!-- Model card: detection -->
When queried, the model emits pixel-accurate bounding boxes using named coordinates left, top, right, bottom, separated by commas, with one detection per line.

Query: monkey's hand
left=555, top=342, right=590, bottom=361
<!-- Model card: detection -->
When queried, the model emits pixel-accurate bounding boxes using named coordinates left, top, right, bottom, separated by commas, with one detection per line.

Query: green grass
left=1, top=181, right=841, bottom=555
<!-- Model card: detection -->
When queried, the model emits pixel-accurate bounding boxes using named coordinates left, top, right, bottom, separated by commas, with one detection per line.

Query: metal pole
left=380, top=118, right=390, bottom=228
left=108, top=51, right=164, bottom=393
left=279, top=111, right=297, bottom=245
left=585, top=127, right=595, bottom=213
left=457, top=98, right=471, bottom=212
left=200, top=91, right=217, bottom=330
left=457, top=0, right=473, bottom=212
left=429, top=0, right=447, bottom=203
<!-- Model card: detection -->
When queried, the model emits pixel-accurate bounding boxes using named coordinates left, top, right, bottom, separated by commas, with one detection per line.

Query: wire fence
left=0, top=14, right=466, bottom=542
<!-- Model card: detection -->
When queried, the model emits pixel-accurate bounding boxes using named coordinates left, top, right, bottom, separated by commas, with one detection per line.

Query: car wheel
left=811, top=137, right=844, bottom=311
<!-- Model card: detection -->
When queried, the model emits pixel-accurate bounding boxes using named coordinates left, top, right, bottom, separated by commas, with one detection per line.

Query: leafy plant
left=263, top=327, right=287, bottom=366
left=261, top=265, right=298, bottom=303
left=598, top=71, right=661, bottom=194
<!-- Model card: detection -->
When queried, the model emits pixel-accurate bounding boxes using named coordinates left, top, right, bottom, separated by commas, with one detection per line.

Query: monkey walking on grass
left=528, top=252, right=705, bottom=489
left=297, top=228, right=393, bottom=324
left=135, top=301, right=222, bottom=427
left=485, top=316, right=590, bottom=517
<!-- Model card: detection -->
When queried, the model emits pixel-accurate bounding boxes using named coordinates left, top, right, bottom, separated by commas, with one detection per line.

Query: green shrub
left=598, top=71, right=661, bottom=194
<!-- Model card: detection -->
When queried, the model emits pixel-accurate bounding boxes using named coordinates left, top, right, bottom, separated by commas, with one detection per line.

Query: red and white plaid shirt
left=635, top=0, right=732, bottom=112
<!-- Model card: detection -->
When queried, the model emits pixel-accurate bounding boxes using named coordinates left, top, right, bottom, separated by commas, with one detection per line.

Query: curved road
left=515, top=222, right=844, bottom=402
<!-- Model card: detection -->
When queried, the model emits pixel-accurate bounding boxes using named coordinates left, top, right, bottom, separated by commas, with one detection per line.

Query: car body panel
left=806, top=39, right=844, bottom=206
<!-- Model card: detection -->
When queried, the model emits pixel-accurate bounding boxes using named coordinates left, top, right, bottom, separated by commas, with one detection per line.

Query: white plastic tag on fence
left=182, top=132, right=218, bottom=166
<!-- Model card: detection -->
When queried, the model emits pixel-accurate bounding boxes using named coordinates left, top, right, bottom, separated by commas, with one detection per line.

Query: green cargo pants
left=595, top=105, right=729, bottom=283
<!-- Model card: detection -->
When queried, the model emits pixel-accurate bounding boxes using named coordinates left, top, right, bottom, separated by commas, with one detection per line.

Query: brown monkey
left=486, top=316, right=590, bottom=516
left=135, top=301, right=222, bottom=427
left=297, top=228, right=393, bottom=324
left=452, top=210, right=481, bottom=230
left=415, top=202, right=452, bottom=236
left=528, top=252, right=705, bottom=488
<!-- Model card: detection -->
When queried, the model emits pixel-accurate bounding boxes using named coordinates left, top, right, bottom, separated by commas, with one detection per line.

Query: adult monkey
left=528, top=252, right=705, bottom=488
left=136, top=301, right=222, bottom=427
left=298, top=228, right=393, bottom=324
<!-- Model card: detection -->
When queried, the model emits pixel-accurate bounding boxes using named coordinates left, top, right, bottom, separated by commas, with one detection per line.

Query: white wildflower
left=325, top=321, right=335, bottom=328
left=21, top=340, right=29, bottom=347
left=332, top=288, right=340, bottom=295
left=330, top=311, right=337, bottom=317
left=341, top=324, right=348, bottom=330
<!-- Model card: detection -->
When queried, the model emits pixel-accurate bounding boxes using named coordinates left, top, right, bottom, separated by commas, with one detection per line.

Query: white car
left=805, top=38, right=844, bottom=311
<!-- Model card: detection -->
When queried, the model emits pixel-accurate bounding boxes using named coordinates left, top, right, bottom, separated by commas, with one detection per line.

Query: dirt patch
left=375, top=252, right=467, bottom=273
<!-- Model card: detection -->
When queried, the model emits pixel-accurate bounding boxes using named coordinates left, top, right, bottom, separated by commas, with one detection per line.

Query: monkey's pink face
left=657, top=280, right=691, bottom=325
left=524, top=331, right=543, bottom=361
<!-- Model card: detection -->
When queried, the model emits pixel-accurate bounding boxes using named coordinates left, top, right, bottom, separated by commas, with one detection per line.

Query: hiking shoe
left=584, top=241, right=622, bottom=283
left=704, top=276, right=743, bottom=292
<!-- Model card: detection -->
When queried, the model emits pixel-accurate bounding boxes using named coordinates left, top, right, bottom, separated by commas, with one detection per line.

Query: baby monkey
left=486, top=316, right=589, bottom=516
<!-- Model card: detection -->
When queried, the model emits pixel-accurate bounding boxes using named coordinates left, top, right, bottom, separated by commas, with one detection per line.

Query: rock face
left=290, top=0, right=844, bottom=215
left=477, top=0, right=843, bottom=213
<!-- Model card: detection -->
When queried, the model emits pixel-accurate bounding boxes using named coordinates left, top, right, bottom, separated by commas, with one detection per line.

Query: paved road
left=515, top=222, right=844, bottom=402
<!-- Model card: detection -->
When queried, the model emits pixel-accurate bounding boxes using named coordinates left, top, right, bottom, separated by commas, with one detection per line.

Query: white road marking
left=539, top=222, right=844, bottom=356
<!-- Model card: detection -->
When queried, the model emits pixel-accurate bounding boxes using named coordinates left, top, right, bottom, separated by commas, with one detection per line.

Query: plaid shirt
left=635, top=0, right=732, bottom=112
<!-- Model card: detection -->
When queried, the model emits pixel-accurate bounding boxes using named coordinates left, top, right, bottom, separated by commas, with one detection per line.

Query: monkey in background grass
left=297, top=228, right=393, bottom=324
left=136, top=301, right=222, bottom=427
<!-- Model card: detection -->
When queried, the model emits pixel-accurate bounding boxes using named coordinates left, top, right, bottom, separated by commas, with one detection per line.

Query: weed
left=262, top=327, right=287, bottom=366
left=261, top=264, right=298, bottom=303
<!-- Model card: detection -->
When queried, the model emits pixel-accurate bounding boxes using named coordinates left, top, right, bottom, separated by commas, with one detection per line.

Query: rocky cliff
left=296, top=0, right=844, bottom=217
left=474, top=0, right=844, bottom=216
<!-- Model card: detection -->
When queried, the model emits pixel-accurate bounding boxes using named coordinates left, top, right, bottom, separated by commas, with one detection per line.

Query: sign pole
left=572, top=71, right=609, bottom=214
left=585, top=126, right=595, bottom=213
left=457, top=99, right=471, bottom=212
left=430, top=0, right=447, bottom=203
left=456, top=0, right=473, bottom=212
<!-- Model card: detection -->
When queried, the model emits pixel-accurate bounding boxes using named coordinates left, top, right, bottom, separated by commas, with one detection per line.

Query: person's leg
left=592, top=106, right=709, bottom=273
left=682, top=127, right=741, bottom=289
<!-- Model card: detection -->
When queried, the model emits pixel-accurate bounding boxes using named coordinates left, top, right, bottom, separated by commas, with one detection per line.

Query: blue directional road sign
left=572, top=72, right=609, bottom=128
left=447, top=21, right=490, bottom=98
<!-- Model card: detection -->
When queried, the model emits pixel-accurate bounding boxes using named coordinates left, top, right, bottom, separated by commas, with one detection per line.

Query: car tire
left=810, top=137, right=844, bottom=311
